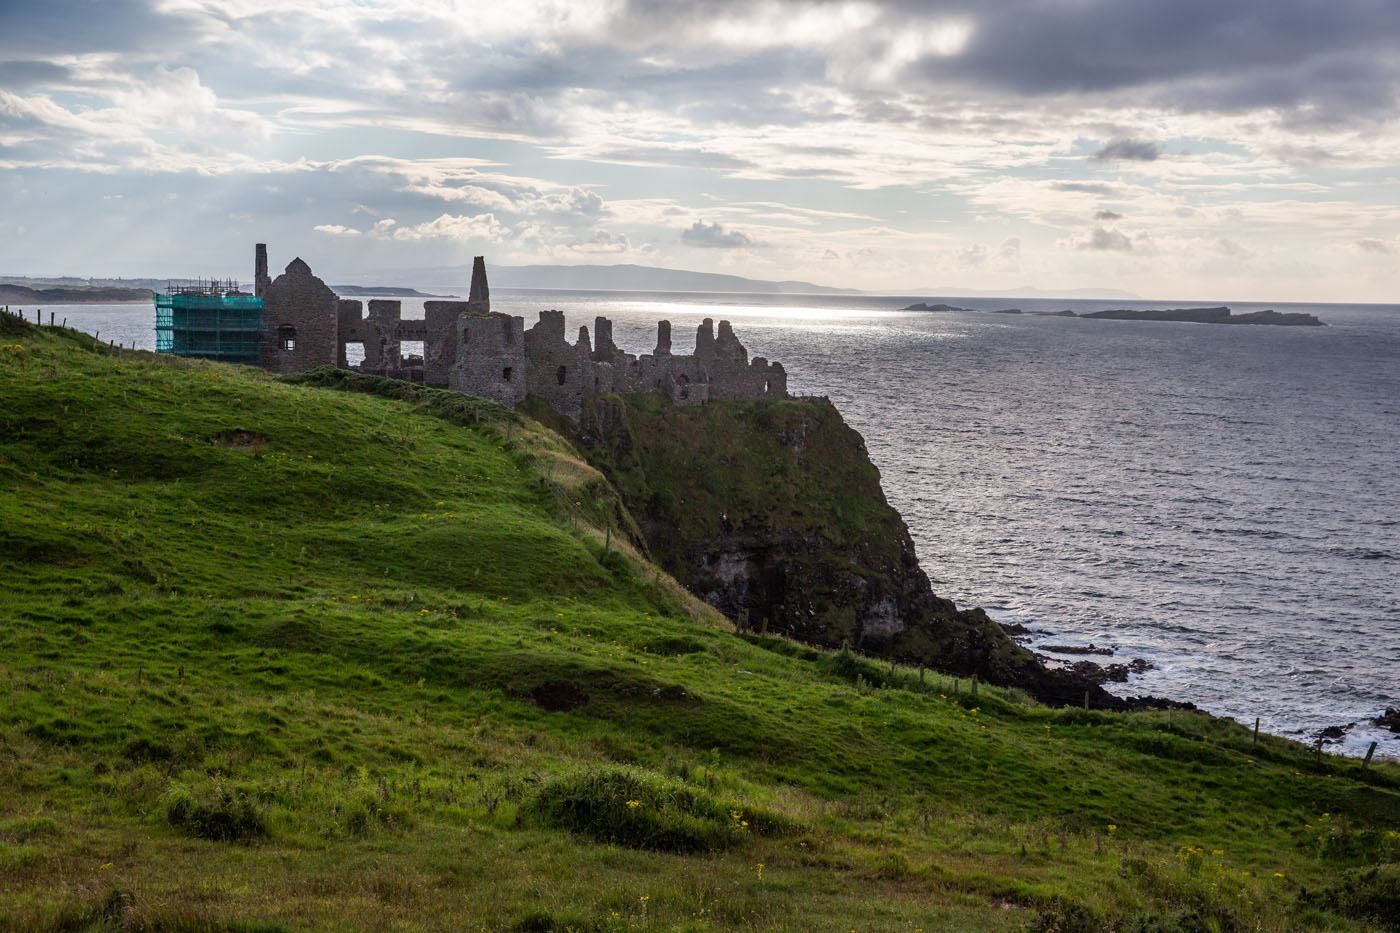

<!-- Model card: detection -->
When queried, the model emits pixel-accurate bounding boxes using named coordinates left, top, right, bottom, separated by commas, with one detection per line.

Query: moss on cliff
left=561, top=392, right=1069, bottom=697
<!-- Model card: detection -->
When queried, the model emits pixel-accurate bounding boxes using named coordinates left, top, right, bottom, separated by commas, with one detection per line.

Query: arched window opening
left=556, top=365, right=567, bottom=386
left=278, top=325, right=296, bottom=352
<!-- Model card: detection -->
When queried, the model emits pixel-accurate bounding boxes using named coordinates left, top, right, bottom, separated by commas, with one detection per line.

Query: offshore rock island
left=1079, top=306, right=1326, bottom=326
left=901, top=300, right=1325, bottom=326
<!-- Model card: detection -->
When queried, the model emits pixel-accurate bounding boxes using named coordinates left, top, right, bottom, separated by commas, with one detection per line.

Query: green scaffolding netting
left=154, top=294, right=264, bottom=362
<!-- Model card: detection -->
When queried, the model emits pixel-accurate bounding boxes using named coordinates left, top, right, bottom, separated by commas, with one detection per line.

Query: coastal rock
left=990, top=308, right=1023, bottom=315
left=1042, top=643, right=1114, bottom=656
left=1376, top=708, right=1400, bottom=733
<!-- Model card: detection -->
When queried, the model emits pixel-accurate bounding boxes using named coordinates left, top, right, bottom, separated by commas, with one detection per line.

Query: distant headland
left=331, top=285, right=453, bottom=298
left=0, top=283, right=153, bottom=304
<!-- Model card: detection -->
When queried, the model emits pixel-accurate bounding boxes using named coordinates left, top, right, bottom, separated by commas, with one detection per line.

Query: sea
left=25, top=290, right=1400, bottom=758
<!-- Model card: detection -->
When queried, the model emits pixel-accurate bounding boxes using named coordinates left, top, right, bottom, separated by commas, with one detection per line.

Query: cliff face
left=565, top=393, right=1107, bottom=705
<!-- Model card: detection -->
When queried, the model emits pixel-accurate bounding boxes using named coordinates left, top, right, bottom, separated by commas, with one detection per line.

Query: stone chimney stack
left=695, top=317, right=717, bottom=358
left=593, top=316, right=615, bottom=360
left=655, top=320, right=672, bottom=356
left=254, top=243, right=270, bottom=298
left=468, top=256, right=490, bottom=308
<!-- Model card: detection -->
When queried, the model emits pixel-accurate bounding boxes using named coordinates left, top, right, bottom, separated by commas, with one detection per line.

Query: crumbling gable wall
left=259, top=257, right=340, bottom=374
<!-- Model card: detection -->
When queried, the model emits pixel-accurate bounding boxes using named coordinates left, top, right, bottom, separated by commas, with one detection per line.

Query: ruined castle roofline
left=285, top=257, right=312, bottom=276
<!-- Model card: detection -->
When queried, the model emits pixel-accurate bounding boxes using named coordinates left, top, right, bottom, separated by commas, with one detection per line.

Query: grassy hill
left=1, top=313, right=1398, bottom=931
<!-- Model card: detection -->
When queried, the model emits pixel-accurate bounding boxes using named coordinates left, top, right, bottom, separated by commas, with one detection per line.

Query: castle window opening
left=502, top=366, right=513, bottom=382
left=764, top=379, right=771, bottom=394
left=278, top=325, right=296, bottom=352
left=556, top=365, right=567, bottom=386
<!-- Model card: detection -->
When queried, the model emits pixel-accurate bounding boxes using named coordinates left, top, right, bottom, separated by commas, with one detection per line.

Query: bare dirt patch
left=531, top=681, right=590, bottom=713
left=210, top=429, right=268, bottom=451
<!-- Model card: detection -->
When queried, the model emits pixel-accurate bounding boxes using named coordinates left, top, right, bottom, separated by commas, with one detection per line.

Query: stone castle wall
left=252, top=244, right=788, bottom=419
left=258, top=257, right=340, bottom=374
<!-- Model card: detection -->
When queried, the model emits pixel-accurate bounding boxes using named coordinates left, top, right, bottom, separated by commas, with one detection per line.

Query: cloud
left=1078, top=227, right=1134, bottom=252
left=570, top=230, right=631, bottom=253
left=1356, top=237, right=1396, bottom=254
left=1093, top=138, right=1161, bottom=162
left=1094, top=209, right=1125, bottom=221
left=681, top=220, right=759, bottom=249
left=380, top=213, right=509, bottom=242
left=1052, top=182, right=1121, bottom=196
left=314, top=224, right=361, bottom=237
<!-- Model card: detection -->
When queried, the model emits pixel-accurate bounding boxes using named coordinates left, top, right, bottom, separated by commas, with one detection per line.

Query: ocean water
left=30, top=291, right=1400, bottom=757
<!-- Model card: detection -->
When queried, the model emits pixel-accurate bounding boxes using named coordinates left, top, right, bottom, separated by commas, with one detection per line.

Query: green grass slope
left=2, top=315, right=1398, bottom=932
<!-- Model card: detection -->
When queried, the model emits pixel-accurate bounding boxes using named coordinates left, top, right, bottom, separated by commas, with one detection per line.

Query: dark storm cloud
left=618, top=0, right=1400, bottom=121
left=904, top=0, right=1400, bottom=116
left=0, top=0, right=200, bottom=56
left=1092, top=139, right=1161, bottom=162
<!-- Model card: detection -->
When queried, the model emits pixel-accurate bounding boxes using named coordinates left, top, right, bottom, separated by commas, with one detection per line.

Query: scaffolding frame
left=154, top=280, right=263, bottom=363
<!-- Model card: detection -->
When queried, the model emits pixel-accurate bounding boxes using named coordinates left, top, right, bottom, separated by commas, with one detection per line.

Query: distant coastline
left=0, top=283, right=152, bottom=305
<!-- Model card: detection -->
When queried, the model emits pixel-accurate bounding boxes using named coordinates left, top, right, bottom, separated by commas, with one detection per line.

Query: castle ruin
left=252, top=244, right=788, bottom=419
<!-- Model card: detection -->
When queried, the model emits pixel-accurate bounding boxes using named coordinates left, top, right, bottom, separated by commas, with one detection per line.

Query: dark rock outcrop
left=570, top=393, right=1119, bottom=708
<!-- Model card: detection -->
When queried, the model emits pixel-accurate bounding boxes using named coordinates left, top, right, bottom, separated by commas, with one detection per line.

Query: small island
left=899, top=302, right=1325, bottom=326
left=902, top=301, right=975, bottom=312
left=1080, top=306, right=1325, bottom=326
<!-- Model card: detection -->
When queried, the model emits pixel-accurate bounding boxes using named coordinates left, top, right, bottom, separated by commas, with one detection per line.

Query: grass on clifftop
left=2, top=315, right=1399, bottom=931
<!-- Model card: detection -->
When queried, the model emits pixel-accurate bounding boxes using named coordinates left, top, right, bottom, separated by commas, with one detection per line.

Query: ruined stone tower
left=254, top=243, right=271, bottom=299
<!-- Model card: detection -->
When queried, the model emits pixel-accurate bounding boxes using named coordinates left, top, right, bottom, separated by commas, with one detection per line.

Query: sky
left=2, top=0, right=1400, bottom=300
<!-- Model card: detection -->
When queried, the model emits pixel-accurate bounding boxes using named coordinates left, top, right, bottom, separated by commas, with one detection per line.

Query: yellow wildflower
left=625, top=800, right=641, bottom=809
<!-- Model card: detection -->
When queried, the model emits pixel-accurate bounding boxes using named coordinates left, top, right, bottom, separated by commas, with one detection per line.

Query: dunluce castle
left=249, top=244, right=788, bottom=419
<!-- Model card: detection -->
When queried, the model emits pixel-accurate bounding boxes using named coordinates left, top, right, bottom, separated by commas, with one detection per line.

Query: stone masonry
left=252, top=244, right=788, bottom=420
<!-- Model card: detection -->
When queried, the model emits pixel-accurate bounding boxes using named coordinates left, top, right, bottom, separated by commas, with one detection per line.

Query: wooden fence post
left=1362, top=741, right=1378, bottom=770
left=1253, top=717, right=1260, bottom=745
